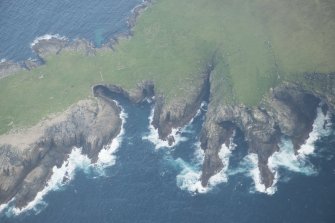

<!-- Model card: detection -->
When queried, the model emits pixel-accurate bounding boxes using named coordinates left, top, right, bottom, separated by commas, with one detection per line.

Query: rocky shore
left=1, top=57, right=334, bottom=209
left=200, top=81, right=334, bottom=189
left=0, top=0, right=152, bottom=80
left=0, top=92, right=122, bottom=208
left=1, top=0, right=335, bottom=211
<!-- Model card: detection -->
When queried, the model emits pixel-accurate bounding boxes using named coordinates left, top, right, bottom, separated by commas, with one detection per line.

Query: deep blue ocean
left=1, top=0, right=335, bottom=222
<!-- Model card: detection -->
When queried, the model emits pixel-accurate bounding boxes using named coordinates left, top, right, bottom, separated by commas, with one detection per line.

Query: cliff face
left=200, top=81, right=330, bottom=188
left=93, top=71, right=333, bottom=190
left=151, top=73, right=210, bottom=145
left=0, top=96, right=121, bottom=208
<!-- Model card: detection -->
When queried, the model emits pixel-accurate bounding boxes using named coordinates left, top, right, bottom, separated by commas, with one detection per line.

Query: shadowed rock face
left=200, top=82, right=325, bottom=188
left=152, top=72, right=211, bottom=144
left=200, top=120, right=235, bottom=186
left=0, top=96, right=122, bottom=208
left=0, top=35, right=334, bottom=209
left=93, top=80, right=155, bottom=104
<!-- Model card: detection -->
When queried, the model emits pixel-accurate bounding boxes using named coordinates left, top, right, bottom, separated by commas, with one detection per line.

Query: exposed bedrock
left=152, top=74, right=210, bottom=145
left=94, top=73, right=210, bottom=146
left=200, top=82, right=328, bottom=189
left=93, top=80, right=155, bottom=104
left=0, top=95, right=122, bottom=208
left=32, top=37, right=69, bottom=60
left=32, top=38, right=97, bottom=61
left=0, top=60, right=23, bottom=80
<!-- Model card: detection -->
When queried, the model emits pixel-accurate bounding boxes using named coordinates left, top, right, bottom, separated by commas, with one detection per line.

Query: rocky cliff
left=200, top=81, right=333, bottom=188
left=0, top=95, right=121, bottom=208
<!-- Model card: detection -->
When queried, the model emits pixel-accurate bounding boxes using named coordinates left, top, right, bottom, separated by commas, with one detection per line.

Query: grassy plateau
left=0, top=0, right=334, bottom=134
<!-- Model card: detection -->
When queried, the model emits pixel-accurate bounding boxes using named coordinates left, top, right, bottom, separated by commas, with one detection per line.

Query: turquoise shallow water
left=1, top=1, right=335, bottom=222
left=0, top=0, right=141, bottom=61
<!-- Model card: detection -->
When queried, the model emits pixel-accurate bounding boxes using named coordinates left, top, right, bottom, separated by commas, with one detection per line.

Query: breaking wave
left=95, top=102, right=127, bottom=172
left=1, top=103, right=127, bottom=216
left=176, top=133, right=236, bottom=194
left=229, top=105, right=333, bottom=195
left=30, top=34, right=67, bottom=48
left=142, top=107, right=187, bottom=149
left=7, top=148, right=92, bottom=216
left=175, top=142, right=207, bottom=194
left=298, top=106, right=332, bottom=157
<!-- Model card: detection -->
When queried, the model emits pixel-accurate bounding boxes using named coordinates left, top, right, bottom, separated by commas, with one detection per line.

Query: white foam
left=0, top=58, right=6, bottom=63
left=142, top=107, right=187, bottom=149
left=207, top=136, right=236, bottom=187
left=298, top=106, right=332, bottom=157
left=269, top=139, right=317, bottom=176
left=11, top=148, right=91, bottom=215
left=175, top=142, right=207, bottom=194
left=0, top=198, right=14, bottom=214
left=187, top=101, right=207, bottom=125
left=95, top=102, right=127, bottom=170
left=30, top=34, right=67, bottom=48
left=176, top=134, right=236, bottom=194
left=245, top=154, right=278, bottom=195
left=175, top=156, right=208, bottom=194
left=248, top=105, right=332, bottom=195
left=3, top=101, right=128, bottom=215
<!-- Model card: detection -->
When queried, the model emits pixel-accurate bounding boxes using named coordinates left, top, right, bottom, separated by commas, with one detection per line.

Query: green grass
left=1, top=0, right=334, bottom=134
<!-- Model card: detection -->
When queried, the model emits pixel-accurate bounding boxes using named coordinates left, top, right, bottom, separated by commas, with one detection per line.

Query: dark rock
left=32, top=37, right=69, bottom=60
left=200, top=82, right=326, bottom=189
left=0, top=96, right=122, bottom=208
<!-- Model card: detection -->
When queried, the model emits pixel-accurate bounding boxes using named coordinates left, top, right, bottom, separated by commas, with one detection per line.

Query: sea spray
left=244, top=154, right=278, bottom=195
left=298, top=106, right=332, bottom=157
left=11, top=148, right=91, bottom=215
left=95, top=101, right=127, bottom=171
left=238, top=105, right=333, bottom=195
left=207, top=132, right=236, bottom=186
left=175, top=142, right=207, bottom=194
left=187, top=102, right=207, bottom=125
left=142, top=101, right=208, bottom=149
left=2, top=102, right=128, bottom=216
left=30, top=34, right=67, bottom=48
left=142, top=107, right=187, bottom=149
left=176, top=133, right=237, bottom=194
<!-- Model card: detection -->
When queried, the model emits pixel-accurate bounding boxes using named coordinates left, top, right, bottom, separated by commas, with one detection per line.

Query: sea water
left=0, top=0, right=142, bottom=61
left=1, top=0, right=335, bottom=222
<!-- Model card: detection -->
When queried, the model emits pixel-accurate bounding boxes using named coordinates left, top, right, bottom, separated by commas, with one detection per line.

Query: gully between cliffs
left=1, top=66, right=333, bottom=211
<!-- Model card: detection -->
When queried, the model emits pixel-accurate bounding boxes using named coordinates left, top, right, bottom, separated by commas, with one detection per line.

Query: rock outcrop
left=0, top=61, right=22, bottom=80
left=200, top=82, right=327, bottom=188
left=31, top=37, right=69, bottom=60
left=93, top=80, right=155, bottom=104
left=0, top=96, right=122, bottom=208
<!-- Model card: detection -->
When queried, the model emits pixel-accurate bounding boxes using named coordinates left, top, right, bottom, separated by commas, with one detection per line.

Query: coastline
left=0, top=0, right=335, bottom=215
left=0, top=0, right=152, bottom=212
left=0, top=0, right=152, bottom=80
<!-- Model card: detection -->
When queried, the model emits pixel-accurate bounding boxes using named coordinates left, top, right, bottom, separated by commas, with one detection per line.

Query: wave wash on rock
left=0, top=89, right=124, bottom=213
left=0, top=0, right=335, bottom=213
